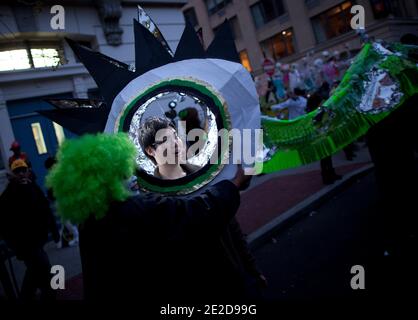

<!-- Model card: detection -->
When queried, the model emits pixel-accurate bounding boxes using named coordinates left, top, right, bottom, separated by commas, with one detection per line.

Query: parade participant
left=139, top=116, right=200, bottom=179
left=289, top=63, right=303, bottom=92
left=306, top=93, right=342, bottom=185
left=0, top=159, right=59, bottom=301
left=281, top=63, right=290, bottom=89
left=8, top=141, right=30, bottom=168
left=313, top=58, right=325, bottom=88
left=271, top=88, right=307, bottom=120
left=46, top=132, right=260, bottom=301
left=299, top=57, right=316, bottom=93
left=272, top=62, right=286, bottom=100
left=322, top=56, right=340, bottom=85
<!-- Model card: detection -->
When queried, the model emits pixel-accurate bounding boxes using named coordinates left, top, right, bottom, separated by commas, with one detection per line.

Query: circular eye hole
left=116, top=79, right=231, bottom=195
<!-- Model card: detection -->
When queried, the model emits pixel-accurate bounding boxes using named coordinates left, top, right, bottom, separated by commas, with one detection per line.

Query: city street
left=254, top=169, right=418, bottom=302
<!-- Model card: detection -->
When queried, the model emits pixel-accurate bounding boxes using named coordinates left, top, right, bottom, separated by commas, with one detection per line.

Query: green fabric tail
left=260, top=43, right=418, bottom=173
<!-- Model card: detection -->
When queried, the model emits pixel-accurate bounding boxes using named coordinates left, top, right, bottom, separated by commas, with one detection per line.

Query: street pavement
left=254, top=169, right=418, bottom=302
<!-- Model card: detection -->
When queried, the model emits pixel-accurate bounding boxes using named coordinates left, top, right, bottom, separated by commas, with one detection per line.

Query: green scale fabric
left=260, top=43, right=418, bottom=173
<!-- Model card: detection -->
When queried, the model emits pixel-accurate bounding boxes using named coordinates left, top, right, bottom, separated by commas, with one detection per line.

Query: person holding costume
left=46, top=132, right=263, bottom=301
left=37, top=14, right=265, bottom=302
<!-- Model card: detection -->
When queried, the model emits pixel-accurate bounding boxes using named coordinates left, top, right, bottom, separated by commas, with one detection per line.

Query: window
left=260, top=29, right=295, bottom=60
left=370, top=0, right=405, bottom=19
left=0, top=41, right=65, bottom=72
left=311, top=1, right=354, bottom=43
left=31, top=123, right=47, bottom=154
left=184, top=8, right=199, bottom=27
left=53, top=122, right=66, bottom=146
left=239, top=50, right=252, bottom=72
left=205, top=0, right=232, bottom=15
left=251, top=0, right=286, bottom=29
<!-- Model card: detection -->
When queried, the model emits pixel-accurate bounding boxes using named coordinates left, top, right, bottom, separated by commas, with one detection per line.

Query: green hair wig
left=46, top=133, right=137, bottom=224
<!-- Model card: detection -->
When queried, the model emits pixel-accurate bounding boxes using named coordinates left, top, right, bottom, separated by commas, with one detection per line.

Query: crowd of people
left=254, top=49, right=361, bottom=185
left=255, top=48, right=353, bottom=110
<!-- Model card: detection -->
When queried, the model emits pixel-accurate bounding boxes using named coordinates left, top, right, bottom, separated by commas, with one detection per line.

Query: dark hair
left=294, top=88, right=305, bottom=96
left=138, top=117, right=175, bottom=162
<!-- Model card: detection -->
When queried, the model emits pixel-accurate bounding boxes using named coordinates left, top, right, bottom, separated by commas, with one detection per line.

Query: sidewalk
left=236, top=142, right=372, bottom=236
left=1, top=143, right=372, bottom=300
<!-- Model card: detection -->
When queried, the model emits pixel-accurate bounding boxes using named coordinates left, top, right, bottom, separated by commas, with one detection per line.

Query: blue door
left=7, top=93, right=75, bottom=190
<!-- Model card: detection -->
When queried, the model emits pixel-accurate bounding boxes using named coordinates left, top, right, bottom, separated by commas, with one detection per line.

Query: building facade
left=0, top=0, right=186, bottom=192
left=182, top=0, right=418, bottom=73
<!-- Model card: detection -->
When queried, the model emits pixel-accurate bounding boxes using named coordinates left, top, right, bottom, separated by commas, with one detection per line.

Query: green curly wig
left=46, top=133, right=137, bottom=224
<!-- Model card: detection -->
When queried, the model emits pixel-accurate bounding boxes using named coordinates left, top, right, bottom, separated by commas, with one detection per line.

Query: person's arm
left=142, top=180, right=240, bottom=240
left=137, top=166, right=251, bottom=239
left=271, top=99, right=291, bottom=111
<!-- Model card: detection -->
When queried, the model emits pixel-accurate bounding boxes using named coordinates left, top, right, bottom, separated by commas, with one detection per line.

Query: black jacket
left=0, top=181, right=59, bottom=259
left=79, top=180, right=260, bottom=302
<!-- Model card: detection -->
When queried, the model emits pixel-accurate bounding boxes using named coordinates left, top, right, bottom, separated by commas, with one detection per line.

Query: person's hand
left=231, top=164, right=252, bottom=191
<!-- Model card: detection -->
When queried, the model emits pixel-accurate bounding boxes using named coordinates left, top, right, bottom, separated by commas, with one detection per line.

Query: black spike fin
left=174, top=20, right=205, bottom=61
left=206, top=20, right=240, bottom=63
left=66, top=38, right=136, bottom=107
left=133, top=19, right=173, bottom=74
left=37, top=107, right=110, bottom=135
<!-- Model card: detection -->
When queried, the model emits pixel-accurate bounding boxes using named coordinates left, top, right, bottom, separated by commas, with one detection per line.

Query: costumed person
left=288, top=63, right=303, bottom=92
left=139, top=116, right=200, bottom=179
left=39, top=14, right=265, bottom=302
left=322, top=56, right=340, bottom=86
left=270, top=87, right=307, bottom=120
left=313, top=57, right=324, bottom=88
left=0, top=159, right=59, bottom=301
left=46, top=133, right=260, bottom=301
left=8, top=141, right=36, bottom=182
left=305, top=92, right=342, bottom=185
left=299, top=57, right=316, bottom=93
left=281, top=63, right=290, bottom=90
left=272, top=62, right=286, bottom=100
left=8, top=141, right=30, bottom=168
left=255, top=73, right=269, bottom=99
left=336, top=46, right=353, bottom=76
left=265, top=75, right=277, bottom=104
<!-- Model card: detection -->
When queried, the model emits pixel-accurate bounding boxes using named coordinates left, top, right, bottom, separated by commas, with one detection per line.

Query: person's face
left=12, top=167, right=30, bottom=184
left=146, top=127, right=185, bottom=166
